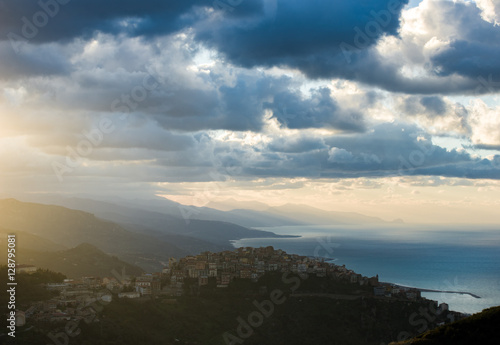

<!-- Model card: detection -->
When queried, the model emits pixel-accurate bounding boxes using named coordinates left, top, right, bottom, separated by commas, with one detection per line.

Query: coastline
left=385, top=282, right=482, bottom=299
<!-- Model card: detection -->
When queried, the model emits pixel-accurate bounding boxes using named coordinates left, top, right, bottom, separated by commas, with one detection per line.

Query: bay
left=232, top=225, right=500, bottom=314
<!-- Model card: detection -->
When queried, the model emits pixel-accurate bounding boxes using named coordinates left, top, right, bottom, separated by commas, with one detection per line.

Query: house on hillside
left=17, top=264, right=37, bottom=274
left=118, top=292, right=140, bottom=299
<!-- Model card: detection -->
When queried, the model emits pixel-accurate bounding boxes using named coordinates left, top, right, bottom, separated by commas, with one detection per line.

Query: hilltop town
left=5, top=246, right=438, bottom=329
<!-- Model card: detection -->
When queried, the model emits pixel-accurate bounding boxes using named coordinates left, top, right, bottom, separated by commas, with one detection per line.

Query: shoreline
left=387, top=283, right=481, bottom=299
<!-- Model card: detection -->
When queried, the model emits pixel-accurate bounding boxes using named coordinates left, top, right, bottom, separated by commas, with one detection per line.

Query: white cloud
left=475, top=0, right=500, bottom=24
left=328, top=147, right=354, bottom=163
left=468, top=99, right=500, bottom=146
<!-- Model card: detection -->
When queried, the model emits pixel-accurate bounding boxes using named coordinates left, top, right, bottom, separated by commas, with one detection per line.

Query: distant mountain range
left=0, top=198, right=292, bottom=272
left=0, top=199, right=187, bottom=271
left=206, top=198, right=391, bottom=225
left=0, top=195, right=396, bottom=273
left=0, top=227, right=66, bottom=252
left=13, top=193, right=393, bottom=228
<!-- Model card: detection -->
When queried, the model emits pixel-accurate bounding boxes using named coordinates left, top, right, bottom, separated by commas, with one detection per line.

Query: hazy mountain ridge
left=265, top=203, right=388, bottom=225
left=207, top=198, right=391, bottom=225
left=0, top=199, right=294, bottom=271
left=0, top=228, right=66, bottom=252
left=206, top=198, right=272, bottom=211
left=50, top=195, right=304, bottom=228
left=0, top=196, right=395, bottom=272
left=0, top=199, right=188, bottom=271
left=124, top=197, right=391, bottom=226
left=13, top=193, right=392, bottom=228
left=182, top=219, right=296, bottom=245
left=5, top=196, right=296, bottom=245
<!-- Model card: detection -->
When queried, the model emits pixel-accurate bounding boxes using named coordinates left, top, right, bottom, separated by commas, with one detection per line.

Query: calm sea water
left=232, top=225, right=500, bottom=314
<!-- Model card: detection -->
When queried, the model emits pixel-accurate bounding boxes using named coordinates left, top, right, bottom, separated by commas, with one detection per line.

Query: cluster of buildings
left=12, top=246, right=425, bottom=326
left=12, top=269, right=112, bottom=325
left=373, top=284, right=422, bottom=300
left=16, top=264, right=38, bottom=274
left=163, top=246, right=380, bottom=291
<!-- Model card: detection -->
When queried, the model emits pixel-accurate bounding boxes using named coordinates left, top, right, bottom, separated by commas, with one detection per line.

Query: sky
left=0, top=0, right=500, bottom=224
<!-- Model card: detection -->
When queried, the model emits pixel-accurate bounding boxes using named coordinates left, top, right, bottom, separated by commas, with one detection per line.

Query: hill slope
left=390, top=306, right=500, bottom=345
left=0, top=241, right=143, bottom=278
left=0, top=199, right=188, bottom=271
left=0, top=228, right=66, bottom=252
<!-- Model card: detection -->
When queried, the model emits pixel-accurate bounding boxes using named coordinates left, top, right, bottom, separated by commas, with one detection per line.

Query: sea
left=232, top=224, right=500, bottom=315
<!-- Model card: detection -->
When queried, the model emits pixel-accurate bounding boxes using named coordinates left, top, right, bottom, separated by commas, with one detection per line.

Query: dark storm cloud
left=196, top=0, right=412, bottom=90
left=264, top=87, right=365, bottom=132
left=322, top=123, right=473, bottom=176
left=419, top=96, right=447, bottom=116
left=427, top=1, right=500, bottom=83
left=151, top=73, right=366, bottom=132
left=195, top=0, right=408, bottom=78
left=232, top=123, right=500, bottom=180
left=194, top=0, right=500, bottom=95
left=3, top=0, right=500, bottom=96
left=0, top=41, right=71, bottom=78
left=151, top=76, right=269, bottom=132
left=0, top=0, right=414, bottom=91
left=405, top=158, right=500, bottom=180
left=474, top=144, right=500, bottom=151
left=0, top=0, right=201, bottom=43
left=432, top=40, right=500, bottom=82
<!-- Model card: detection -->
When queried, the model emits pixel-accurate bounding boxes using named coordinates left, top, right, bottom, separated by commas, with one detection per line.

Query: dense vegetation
left=6, top=272, right=468, bottom=345
left=391, top=305, right=500, bottom=345
left=0, top=266, right=65, bottom=309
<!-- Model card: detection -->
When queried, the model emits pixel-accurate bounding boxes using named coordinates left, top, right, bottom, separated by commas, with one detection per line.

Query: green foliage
left=53, top=273, right=463, bottom=345
left=0, top=266, right=65, bottom=308
left=393, top=306, right=500, bottom=345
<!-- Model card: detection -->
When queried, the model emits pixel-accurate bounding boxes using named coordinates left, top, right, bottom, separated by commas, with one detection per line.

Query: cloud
left=319, top=123, right=498, bottom=179
left=192, top=0, right=500, bottom=95
left=0, top=32, right=369, bottom=133
left=328, top=148, right=354, bottom=163
left=264, top=87, right=365, bottom=132
left=196, top=0, right=408, bottom=69
left=468, top=99, right=500, bottom=148
left=0, top=41, right=71, bottom=79
left=0, top=0, right=201, bottom=44
left=431, top=39, right=500, bottom=82
left=1, top=0, right=500, bottom=203
left=0, top=0, right=415, bottom=92
left=476, top=0, right=500, bottom=25
left=151, top=73, right=367, bottom=132
left=382, top=0, right=500, bottom=93
left=268, top=135, right=326, bottom=153
left=419, top=96, right=447, bottom=116
left=188, top=123, right=500, bottom=181
left=3, top=0, right=500, bottom=96
left=402, top=96, right=447, bottom=117
left=396, top=94, right=470, bottom=136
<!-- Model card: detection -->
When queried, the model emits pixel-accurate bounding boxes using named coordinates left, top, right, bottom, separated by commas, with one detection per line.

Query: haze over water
left=233, top=225, right=500, bottom=314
